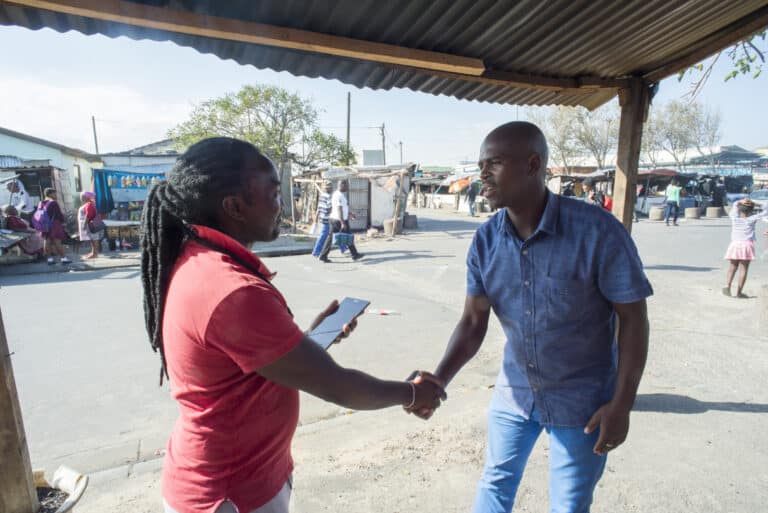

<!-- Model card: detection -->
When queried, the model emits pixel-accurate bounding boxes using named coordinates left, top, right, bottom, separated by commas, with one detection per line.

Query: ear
left=527, top=153, right=542, bottom=177
left=221, top=195, right=247, bottom=223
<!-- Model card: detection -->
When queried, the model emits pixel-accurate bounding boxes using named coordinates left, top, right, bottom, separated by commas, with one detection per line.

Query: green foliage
left=169, top=84, right=354, bottom=167
left=294, top=129, right=357, bottom=168
left=678, top=31, right=765, bottom=98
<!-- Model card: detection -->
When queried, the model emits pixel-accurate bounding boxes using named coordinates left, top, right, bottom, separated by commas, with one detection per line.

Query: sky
left=0, top=25, right=766, bottom=166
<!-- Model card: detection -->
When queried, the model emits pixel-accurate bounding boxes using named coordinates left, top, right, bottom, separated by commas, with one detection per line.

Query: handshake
left=404, top=370, right=448, bottom=420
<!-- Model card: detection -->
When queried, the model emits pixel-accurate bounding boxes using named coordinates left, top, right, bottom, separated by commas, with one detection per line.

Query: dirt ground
left=8, top=209, right=766, bottom=513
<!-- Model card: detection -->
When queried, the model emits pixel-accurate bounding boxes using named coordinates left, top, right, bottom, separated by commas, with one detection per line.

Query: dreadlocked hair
left=140, top=137, right=270, bottom=385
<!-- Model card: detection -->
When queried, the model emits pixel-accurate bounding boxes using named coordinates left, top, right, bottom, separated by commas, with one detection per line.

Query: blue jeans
left=664, top=201, right=679, bottom=224
left=311, top=222, right=330, bottom=257
left=473, top=393, right=606, bottom=513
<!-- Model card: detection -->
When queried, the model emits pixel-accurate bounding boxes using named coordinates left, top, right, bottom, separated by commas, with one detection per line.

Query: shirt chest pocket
left=545, top=275, right=591, bottom=327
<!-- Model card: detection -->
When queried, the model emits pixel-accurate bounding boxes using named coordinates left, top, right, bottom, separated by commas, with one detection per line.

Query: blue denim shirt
left=467, top=192, right=653, bottom=427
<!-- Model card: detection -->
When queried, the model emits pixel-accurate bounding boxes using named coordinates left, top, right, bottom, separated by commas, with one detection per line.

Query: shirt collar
left=188, top=224, right=275, bottom=281
left=499, top=190, right=560, bottom=239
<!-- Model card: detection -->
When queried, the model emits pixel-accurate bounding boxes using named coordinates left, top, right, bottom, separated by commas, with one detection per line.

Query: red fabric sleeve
left=84, top=202, right=98, bottom=222
left=205, top=284, right=304, bottom=374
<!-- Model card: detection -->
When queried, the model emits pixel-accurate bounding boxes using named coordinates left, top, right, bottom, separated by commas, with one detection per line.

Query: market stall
left=93, top=168, right=165, bottom=248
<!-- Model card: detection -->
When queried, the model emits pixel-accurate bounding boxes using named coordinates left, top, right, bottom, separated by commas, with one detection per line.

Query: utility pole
left=380, top=123, right=386, bottom=165
left=345, top=92, right=351, bottom=164
left=91, top=115, right=100, bottom=155
left=399, top=141, right=403, bottom=164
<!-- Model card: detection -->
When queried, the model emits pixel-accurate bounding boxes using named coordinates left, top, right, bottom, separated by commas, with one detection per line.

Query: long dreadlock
left=140, top=137, right=271, bottom=385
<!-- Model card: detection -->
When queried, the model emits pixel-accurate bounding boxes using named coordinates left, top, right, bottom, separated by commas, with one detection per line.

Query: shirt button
left=532, top=386, right=539, bottom=392
left=524, top=280, right=530, bottom=287
left=525, top=310, right=532, bottom=316
left=522, top=249, right=529, bottom=256
left=528, top=363, right=535, bottom=368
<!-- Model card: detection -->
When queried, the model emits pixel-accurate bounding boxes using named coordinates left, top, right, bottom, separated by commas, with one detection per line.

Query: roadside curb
left=0, top=246, right=315, bottom=277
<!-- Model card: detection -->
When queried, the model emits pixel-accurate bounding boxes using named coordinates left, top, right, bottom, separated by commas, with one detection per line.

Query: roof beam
left=644, top=4, right=768, bottom=83
left=6, top=0, right=486, bottom=76
left=4, top=0, right=626, bottom=94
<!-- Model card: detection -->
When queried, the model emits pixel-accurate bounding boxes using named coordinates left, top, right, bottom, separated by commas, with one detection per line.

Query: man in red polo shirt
left=140, top=137, right=445, bottom=513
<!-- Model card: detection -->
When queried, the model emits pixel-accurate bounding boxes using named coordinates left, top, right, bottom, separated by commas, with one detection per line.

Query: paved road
left=1, top=208, right=766, bottom=492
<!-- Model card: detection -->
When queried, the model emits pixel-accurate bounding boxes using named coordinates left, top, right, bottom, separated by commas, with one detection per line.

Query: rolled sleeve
left=597, top=221, right=653, bottom=304
left=466, top=237, right=486, bottom=297
left=205, top=285, right=304, bottom=374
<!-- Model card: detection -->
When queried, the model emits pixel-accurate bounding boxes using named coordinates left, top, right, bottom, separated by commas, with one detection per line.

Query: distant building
left=362, top=150, right=385, bottom=166
left=99, top=138, right=183, bottom=174
left=0, top=126, right=103, bottom=219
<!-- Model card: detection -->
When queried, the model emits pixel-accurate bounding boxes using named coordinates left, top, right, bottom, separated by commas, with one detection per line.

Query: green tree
left=678, top=31, right=766, bottom=99
left=169, top=84, right=355, bottom=168
left=295, top=130, right=356, bottom=168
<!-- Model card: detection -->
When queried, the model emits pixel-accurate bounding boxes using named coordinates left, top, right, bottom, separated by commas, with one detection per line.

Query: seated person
left=3, top=204, right=44, bottom=257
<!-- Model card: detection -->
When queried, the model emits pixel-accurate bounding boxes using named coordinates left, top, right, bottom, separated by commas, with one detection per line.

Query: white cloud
left=0, top=76, right=191, bottom=153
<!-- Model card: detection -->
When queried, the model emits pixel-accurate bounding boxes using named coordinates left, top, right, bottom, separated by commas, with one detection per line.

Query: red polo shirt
left=161, top=225, right=303, bottom=513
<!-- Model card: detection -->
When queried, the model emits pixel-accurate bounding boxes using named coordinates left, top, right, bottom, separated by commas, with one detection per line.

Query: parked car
left=749, top=189, right=768, bottom=211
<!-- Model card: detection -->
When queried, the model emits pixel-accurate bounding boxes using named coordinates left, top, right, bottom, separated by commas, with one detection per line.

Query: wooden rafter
left=4, top=0, right=627, bottom=93
left=6, top=0, right=485, bottom=76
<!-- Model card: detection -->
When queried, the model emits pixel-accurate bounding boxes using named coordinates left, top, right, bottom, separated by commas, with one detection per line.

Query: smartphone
left=308, top=297, right=370, bottom=350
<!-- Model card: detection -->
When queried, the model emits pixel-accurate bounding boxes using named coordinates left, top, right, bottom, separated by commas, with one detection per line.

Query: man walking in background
left=311, top=181, right=333, bottom=259
left=319, top=180, right=364, bottom=262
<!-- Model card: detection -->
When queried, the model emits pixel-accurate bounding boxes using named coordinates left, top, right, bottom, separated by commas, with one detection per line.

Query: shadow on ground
left=0, top=268, right=141, bottom=287
left=411, top=216, right=485, bottom=236
left=644, top=264, right=717, bottom=272
left=360, top=249, right=456, bottom=265
left=633, top=393, right=768, bottom=414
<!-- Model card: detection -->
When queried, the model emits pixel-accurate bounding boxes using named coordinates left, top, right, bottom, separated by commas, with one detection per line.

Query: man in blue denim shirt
left=412, top=122, right=652, bottom=513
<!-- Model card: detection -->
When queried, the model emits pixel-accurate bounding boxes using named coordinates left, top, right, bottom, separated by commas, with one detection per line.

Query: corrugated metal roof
left=0, top=155, right=24, bottom=168
left=0, top=126, right=101, bottom=160
left=0, top=154, right=52, bottom=168
left=1, top=1, right=766, bottom=109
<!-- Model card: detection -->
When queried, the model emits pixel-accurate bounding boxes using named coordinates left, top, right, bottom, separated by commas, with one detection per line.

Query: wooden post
left=613, top=76, right=650, bottom=232
left=391, top=171, right=406, bottom=235
left=0, top=307, right=39, bottom=513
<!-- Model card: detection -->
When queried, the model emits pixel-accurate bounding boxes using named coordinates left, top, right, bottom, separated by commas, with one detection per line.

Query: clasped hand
left=404, top=370, right=447, bottom=420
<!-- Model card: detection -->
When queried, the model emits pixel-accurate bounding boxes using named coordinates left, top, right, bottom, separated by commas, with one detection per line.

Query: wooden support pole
left=391, top=171, right=406, bottom=235
left=0, top=307, right=39, bottom=513
left=613, top=77, right=650, bottom=232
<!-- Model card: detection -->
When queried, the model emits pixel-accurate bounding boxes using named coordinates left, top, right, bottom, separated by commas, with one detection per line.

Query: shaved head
left=477, top=121, right=550, bottom=213
left=484, top=121, right=549, bottom=174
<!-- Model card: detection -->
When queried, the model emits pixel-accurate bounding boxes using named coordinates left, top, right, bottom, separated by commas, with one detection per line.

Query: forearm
left=611, top=314, right=649, bottom=410
left=323, top=368, right=411, bottom=410
left=434, top=318, right=487, bottom=386
left=259, top=337, right=411, bottom=410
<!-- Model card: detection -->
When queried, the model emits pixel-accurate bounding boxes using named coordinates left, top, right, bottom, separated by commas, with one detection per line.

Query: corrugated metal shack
left=295, top=164, right=415, bottom=231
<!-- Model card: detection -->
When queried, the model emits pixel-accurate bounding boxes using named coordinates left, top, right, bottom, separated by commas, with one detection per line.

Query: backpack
left=31, top=200, right=53, bottom=233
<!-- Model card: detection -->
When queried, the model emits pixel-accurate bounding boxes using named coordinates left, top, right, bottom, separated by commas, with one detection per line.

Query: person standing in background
left=664, top=179, right=682, bottom=226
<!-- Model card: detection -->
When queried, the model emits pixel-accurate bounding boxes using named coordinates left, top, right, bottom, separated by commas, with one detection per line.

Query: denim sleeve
left=597, top=220, right=653, bottom=304
left=466, top=235, right=486, bottom=297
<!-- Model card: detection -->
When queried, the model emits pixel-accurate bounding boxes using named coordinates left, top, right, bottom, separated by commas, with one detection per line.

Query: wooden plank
left=5, top=0, right=629, bottom=94
left=7, top=0, right=485, bottom=76
left=613, top=77, right=650, bottom=232
left=0, top=307, right=39, bottom=513
left=644, top=5, right=768, bottom=83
